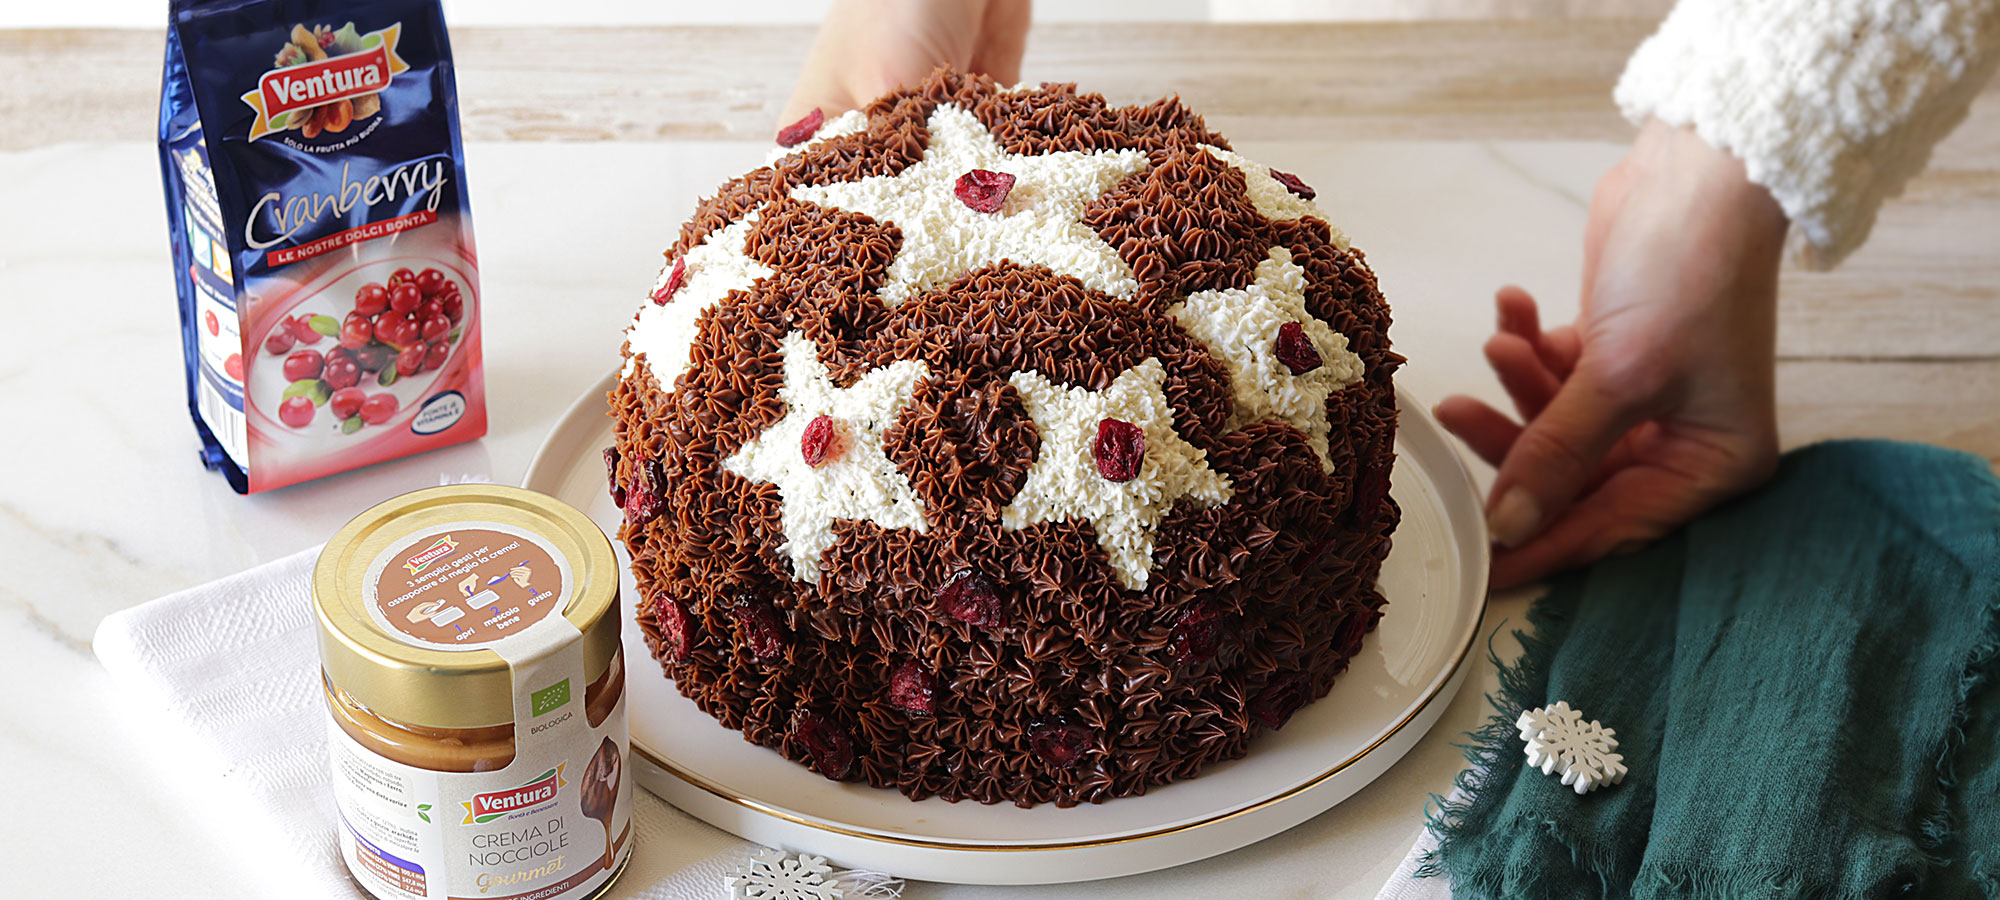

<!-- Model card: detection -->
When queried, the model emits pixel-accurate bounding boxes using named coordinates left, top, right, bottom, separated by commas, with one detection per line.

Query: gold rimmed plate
left=525, top=370, right=1487, bottom=884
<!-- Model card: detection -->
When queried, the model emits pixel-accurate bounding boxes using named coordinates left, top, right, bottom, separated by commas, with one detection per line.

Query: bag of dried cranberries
left=159, top=0, right=485, bottom=493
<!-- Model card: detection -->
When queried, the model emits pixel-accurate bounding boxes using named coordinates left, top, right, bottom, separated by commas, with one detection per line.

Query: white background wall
left=3, top=0, right=1671, bottom=29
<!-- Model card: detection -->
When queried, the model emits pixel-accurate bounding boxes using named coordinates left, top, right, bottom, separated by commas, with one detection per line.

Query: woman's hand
left=1436, top=119, right=1790, bottom=589
left=780, top=0, right=1031, bottom=129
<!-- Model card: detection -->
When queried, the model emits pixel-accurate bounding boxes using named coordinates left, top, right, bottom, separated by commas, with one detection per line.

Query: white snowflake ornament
left=1517, top=701, right=1627, bottom=795
left=727, top=848, right=841, bottom=900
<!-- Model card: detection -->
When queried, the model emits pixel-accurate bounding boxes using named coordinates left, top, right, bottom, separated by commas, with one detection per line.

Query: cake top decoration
left=790, top=104, right=1148, bottom=304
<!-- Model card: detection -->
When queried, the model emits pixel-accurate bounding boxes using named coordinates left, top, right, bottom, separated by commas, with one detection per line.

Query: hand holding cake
left=779, top=0, right=1029, bottom=132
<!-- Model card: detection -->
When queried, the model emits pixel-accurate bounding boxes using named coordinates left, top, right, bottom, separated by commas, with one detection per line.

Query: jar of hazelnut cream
left=315, top=485, right=631, bottom=900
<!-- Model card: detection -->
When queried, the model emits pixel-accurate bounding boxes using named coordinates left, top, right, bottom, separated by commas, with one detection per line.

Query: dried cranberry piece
left=1027, top=719, right=1092, bottom=768
left=1169, top=602, right=1225, bottom=667
left=655, top=595, right=693, bottom=662
left=936, top=568, right=1007, bottom=628
left=888, top=659, right=937, bottom=716
left=650, top=257, right=686, bottom=305
left=790, top=709, right=854, bottom=780
left=624, top=458, right=667, bottom=522
left=1093, top=418, right=1146, bottom=483
left=776, top=107, right=824, bottom=147
left=730, top=598, right=785, bottom=661
left=1347, top=461, right=1393, bottom=524
left=1275, top=321, right=1323, bottom=374
left=603, top=446, right=626, bottom=508
left=954, top=169, right=1016, bottom=213
left=1269, top=169, right=1316, bottom=200
left=1334, top=607, right=1378, bottom=659
left=801, top=414, right=836, bottom=468
left=1250, top=674, right=1308, bottom=730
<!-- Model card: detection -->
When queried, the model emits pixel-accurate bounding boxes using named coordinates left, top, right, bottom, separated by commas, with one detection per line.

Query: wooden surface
left=4, top=20, right=1996, bottom=462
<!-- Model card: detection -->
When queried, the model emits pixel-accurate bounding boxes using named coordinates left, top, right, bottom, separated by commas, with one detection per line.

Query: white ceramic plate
left=524, top=371, right=1488, bottom=885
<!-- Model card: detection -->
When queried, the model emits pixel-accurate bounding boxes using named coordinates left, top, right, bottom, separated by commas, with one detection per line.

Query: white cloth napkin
left=1370, top=821, right=1453, bottom=900
left=91, top=546, right=760, bottom=900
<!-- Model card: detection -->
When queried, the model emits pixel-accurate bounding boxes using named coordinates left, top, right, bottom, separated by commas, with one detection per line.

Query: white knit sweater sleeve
left=1615, top=0, right=2000, bottom=269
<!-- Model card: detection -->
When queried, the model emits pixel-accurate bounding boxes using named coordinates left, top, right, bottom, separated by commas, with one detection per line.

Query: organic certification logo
left=531, top=679, right=571, bottom=717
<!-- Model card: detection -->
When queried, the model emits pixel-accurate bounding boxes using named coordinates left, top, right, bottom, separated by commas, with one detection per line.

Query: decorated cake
left=608, top=69, right=1400, bottom=808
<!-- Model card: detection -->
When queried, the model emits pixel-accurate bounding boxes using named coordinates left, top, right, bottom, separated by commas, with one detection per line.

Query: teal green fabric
left=1423, top=441, right=2000, bottom=900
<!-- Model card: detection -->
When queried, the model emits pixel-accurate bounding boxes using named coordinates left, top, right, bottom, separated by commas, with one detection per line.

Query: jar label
left=327, top=672, right=632, bottom=900
left=336, top=516, right=629, bottom=900
left=363, top=522, right=571, bottom=650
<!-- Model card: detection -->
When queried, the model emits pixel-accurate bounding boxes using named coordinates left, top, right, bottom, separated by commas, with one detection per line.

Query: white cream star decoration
left=1001, top=357, right=1234, bottom=591
left=723, top=332, right=930, bottom=582
left=1167, top=246, right=1365, bottom=473
left=1518, top=701, right=1627, bottom=795
left=789, top=103, right=1149, bottom=305
left=625, top=206, right=776, bottom=390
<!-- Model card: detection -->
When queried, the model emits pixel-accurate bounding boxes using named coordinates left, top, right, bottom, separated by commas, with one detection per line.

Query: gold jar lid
left=314, top=484, right=620, bottom=729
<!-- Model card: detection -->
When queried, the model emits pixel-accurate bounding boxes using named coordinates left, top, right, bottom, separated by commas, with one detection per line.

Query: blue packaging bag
left=160, top=0, right=486, bottom=494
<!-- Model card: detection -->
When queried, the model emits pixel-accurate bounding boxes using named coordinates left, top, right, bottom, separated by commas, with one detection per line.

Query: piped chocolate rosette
left=608, top=69, right=1400, bottom=809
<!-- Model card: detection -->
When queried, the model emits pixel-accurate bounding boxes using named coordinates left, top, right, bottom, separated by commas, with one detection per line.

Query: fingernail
left=1487, top=487, right=1542, bottom=549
